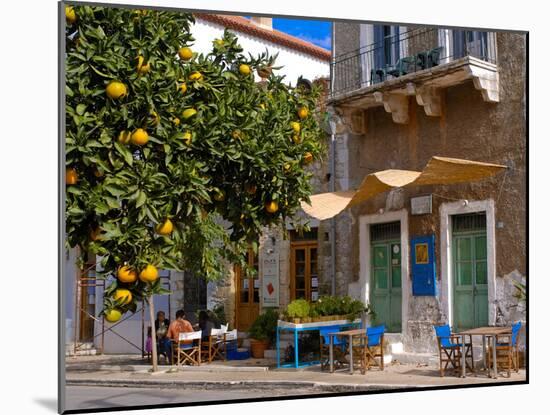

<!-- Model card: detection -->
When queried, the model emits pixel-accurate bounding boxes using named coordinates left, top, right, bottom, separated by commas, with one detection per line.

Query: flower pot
left=250, top=339, right=270, bottom=358
left=302, top=317, right=312, bottom=323
left=293, top=318, right=301, bottom=324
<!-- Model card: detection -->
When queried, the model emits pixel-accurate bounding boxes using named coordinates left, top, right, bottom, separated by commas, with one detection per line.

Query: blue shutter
left=411, top=235, right=437, bottom=296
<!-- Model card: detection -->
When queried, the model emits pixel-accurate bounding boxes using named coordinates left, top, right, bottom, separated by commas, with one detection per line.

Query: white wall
left=191, top=19, right=329, bottom=85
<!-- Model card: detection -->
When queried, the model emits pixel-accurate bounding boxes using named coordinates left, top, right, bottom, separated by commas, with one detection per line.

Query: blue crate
left=227, top=348, right=250, bottom=360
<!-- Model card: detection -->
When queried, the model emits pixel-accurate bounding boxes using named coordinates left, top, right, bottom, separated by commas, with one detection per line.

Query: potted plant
left=248, top=309, right=279, bottom=358
left=285, top=299, right=310, bottom=324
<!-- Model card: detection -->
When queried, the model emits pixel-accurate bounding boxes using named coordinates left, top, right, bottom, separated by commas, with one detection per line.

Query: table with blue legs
left=276, top=319, right=361, bottom=369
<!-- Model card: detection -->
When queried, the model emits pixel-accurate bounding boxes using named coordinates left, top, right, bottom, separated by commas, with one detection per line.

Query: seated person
left=155, top=311, right=171, bottom=360
left=167, top=309, right=195, bottom=348
left=198, top=310, right=217, bottom=340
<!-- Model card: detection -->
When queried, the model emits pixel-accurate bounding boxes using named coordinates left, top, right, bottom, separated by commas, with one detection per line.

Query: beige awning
left=301, top=156, right=506, bottom=221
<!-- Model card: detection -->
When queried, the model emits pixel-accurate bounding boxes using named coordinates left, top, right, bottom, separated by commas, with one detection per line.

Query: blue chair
left=361, top=325, right=386, bottom=372
left=319, top=326, right=347, bottom=371
left=488, top=322, right=522, bottom=377
left=434, top=324, right=473, bottom=377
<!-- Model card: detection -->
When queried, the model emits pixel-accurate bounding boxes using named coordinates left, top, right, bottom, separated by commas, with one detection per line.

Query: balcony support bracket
left=416, top=86, right=442, bottom=117
left=373, top=92, right=409, bottom=124
left=468, top=66, right=500, bottom=103
left=341, top=107, right=368, bottom=134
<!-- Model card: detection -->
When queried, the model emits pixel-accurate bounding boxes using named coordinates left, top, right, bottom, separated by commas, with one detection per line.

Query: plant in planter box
left=285, top=299, right=311, bottom=323
left=248, top=309, right=279, bottom=358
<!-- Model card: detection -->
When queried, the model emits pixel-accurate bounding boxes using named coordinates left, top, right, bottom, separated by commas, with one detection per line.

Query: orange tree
left=65, top=5, right=324, bottom=367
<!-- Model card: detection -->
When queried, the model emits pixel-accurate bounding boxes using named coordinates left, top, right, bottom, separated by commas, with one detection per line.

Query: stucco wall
left=330, top=30, right=526, bottom=352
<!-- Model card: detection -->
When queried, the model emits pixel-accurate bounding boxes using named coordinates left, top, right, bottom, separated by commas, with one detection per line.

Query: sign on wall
left=411, top=235, right=437, bottom=296
left=262, top=247, right=280, bottom=307
left=411, top=194, right=432, bottom=215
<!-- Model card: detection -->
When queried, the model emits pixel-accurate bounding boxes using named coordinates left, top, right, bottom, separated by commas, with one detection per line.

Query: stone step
left=65, top=342, right=98, bottom=356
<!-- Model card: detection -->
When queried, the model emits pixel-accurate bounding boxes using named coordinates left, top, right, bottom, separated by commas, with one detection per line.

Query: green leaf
left=113, top=142, right=133, bottom=166
left=136, top=190, right=147, bottom=208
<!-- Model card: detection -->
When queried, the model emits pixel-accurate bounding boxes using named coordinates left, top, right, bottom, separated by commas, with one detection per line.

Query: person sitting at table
left=155, top=311, right=171, bottom=362
left=197, top=310, right=217, bottom=340
left=167, top=309, right=195, bottom=351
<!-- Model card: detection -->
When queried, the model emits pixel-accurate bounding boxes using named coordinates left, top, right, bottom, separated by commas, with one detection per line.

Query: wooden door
left=452, top=213, right=488, bottom=331
left=370, top=240, right=402, bottom=332
left=235, top=249, right=259, bottom=331
left=290, top=242, right=318, bottom=301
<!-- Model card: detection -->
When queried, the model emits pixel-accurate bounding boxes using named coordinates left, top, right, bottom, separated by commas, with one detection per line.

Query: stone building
left=312, top=23, right=527, bottom=356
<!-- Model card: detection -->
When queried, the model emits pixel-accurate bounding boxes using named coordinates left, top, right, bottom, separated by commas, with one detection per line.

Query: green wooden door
left=452, top=214, right=488, bottom=331
left=371, top=240, right=402, bottom=332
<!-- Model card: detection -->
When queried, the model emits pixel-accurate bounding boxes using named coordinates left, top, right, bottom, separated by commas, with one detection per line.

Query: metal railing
left=331, top=27, right=497, bottom=96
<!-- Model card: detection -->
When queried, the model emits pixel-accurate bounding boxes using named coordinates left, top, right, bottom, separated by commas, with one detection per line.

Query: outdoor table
left=457, top=326, right=512, bottom=378
left=328, top=328, right=365, bottom=375
left=276, top=319, right=360, bottom=369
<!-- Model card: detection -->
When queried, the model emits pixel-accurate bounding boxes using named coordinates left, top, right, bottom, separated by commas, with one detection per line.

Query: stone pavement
left=65, top=354, right=526, bottom=392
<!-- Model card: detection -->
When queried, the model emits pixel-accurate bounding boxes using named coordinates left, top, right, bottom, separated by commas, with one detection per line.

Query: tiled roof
left=194, top=13, right=331, bottom=62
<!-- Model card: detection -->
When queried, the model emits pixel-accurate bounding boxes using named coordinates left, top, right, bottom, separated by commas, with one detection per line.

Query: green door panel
left=452, top=228, right=488, bottom=331
left=371, top=241, right=401, bottom=332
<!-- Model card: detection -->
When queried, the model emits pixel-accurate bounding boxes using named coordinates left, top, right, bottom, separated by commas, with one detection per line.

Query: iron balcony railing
left=331, top=27, right=497, bottom=96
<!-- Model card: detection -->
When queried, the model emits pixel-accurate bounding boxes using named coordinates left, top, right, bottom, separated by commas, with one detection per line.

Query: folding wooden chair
left=319, top=326, right=347, bottom=371
left=361, top=325, right=385, bottom=373
left=175, top=330, right=202, bottom=366
left=487, top=321, right=522, bottom=377
left=201, top=327, right=227, bottom=363
left=434, top=324, right=473, bottom=377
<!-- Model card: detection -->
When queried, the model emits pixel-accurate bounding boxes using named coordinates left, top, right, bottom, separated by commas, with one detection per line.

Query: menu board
left=262, top=246, right=280, bottom=307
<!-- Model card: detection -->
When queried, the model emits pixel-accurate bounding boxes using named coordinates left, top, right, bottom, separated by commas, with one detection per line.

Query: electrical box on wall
left=411, top=234, right=437, bottom=296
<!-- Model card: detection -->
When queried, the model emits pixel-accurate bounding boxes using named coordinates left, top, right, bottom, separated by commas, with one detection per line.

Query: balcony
left=329, top=27, right=499, bottom=126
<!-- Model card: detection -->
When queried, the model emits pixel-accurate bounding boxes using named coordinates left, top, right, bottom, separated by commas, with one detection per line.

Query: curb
left=66, top=364, right=271, bottom=373
left=66, top=378, right=417, bottom=392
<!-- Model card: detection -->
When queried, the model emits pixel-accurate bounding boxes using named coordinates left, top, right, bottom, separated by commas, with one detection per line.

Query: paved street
left=65, top=385, right=322, bottom=411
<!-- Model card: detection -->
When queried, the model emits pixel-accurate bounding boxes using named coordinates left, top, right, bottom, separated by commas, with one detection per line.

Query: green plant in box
left=286, top=299, right=311, bottom=319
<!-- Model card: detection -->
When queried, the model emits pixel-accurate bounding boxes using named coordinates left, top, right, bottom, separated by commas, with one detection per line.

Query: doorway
left=235, top=249, right=259, bottom=331
left=452, top=212, right=488, bottom=331
left=369, top=221, right=402, bottom=333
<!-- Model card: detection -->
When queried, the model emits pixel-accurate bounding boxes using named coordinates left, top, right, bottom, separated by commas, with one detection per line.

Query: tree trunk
left=148, top=296, right=158, bottom=372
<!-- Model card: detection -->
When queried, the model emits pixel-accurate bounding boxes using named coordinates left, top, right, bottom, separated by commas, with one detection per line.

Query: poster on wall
left=262, top=247, right=280, bottom=307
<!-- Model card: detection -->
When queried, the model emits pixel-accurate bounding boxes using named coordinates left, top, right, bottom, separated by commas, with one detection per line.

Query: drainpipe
left=330, top=22, right=336, bottom=296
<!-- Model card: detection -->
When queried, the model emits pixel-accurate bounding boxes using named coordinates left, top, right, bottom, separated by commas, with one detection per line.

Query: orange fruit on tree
left=90, top=226, right=101, bottom=241
left=178, top=47, right=193, bottom=60
left=182, top=131, right=192, bottom=145
left=130, top=128, right=149, bottom=145
left=239, top=64, right=251, bottom=75
left=104, top=309, right=122, bottom=323
left=117, top=130, right=131, bottom=144
left=105, top=81, right=127, bottom=100
left=178, top=83, right=187, bottom=94
left=114, top=289, right=132, bottom=305
left=188, top=71, right=202, bottom=81
left=265, top=200, right=279, bottom=213
left=297, top=106, right=309, bottom=119
left=303, top=152, right=313, bottom=164
left=182, top=108, right=197, bottom=119
left=213, top=190, right=226, bottom=202
left=66, top=168, right=78, bottom=185
left=139, top=264, right=159, bottom=283
left=292, top=134, right=301, bottom=144
left=117, top=266, right=137, bottom=283
left=136, top=56, right=150, bottom=75
left=172, top=117, right=181, bottom=126
left=156, top=218, right=174, bottom=235
left=290, top=121, right=301, bottom=133
left=65, top=6, right=77, bottom=24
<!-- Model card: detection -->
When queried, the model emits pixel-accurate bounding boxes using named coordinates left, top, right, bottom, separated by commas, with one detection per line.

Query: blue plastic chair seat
left=366, top=325, right=385, bottom=347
